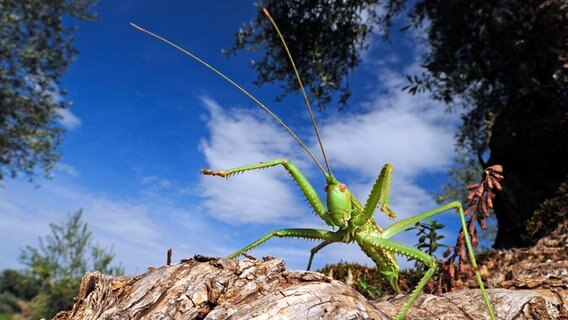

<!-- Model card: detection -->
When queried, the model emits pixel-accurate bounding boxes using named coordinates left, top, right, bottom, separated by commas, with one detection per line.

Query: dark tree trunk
left=488, top=73, right=568, bottom=249
left=485, top=0, right=568, bottom=249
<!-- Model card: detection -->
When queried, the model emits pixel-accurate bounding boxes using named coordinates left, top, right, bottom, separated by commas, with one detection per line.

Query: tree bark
left=53, top=256, right=566, bottom=319
left=485, top=0, right=568, bottom=249
left=488, top=92, right=568, bottom=249
left=53, top=220, right=567, bottom=320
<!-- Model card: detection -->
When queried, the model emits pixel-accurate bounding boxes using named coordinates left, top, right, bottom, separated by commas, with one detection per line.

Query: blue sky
left=1, top=1, right=465, bottom=275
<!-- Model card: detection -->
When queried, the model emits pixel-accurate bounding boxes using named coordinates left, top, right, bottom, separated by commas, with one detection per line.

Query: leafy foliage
left=404, top=0, right=568, bottom=165
left=18, top=210, right=123, bottom=318
left=318, top=261, right=426, bottom=299
left=0, top=0, right=98, bottom=181
left=352, top=273, right=383, bottom=299
left=0, top=269, right=41, bottom=301
left=21, top=210, right=123, bottom=283
left=0, top=269, right=41, bottom=318
left=224, top=0, right=399, bottom=110
left=28, top=278, right=81, bottom=319
left=404, top=219, right=446, bottom=272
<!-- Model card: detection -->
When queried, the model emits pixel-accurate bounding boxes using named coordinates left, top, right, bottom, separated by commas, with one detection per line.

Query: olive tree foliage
left=20, top=210, right=123, bottom=282
left=227, top=0, right=568, bottom=248
left=20, top=210, right=123, bottom=318
left=224, top=0, right=400, bottom=110
left=407, top=1, right=568, bottom=248
left=0, top=0, right=98, bottom=181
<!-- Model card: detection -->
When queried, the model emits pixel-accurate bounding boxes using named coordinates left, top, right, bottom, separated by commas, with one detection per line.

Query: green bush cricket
left=131, top=8, right=496, bottom=320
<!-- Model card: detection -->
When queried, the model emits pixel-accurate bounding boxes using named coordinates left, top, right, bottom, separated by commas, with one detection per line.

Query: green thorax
left=326, top=175, right=401, bottom=293
left=325, top=175, right=353, bottom=229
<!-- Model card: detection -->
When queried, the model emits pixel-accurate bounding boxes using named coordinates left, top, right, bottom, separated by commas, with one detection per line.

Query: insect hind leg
left=306, top=241, right=334, bottom=270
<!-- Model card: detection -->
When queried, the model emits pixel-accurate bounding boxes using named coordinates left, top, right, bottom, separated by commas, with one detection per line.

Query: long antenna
left=262, top=8, right=334, bottom=177
left=130, top=23, right=328, bottom=176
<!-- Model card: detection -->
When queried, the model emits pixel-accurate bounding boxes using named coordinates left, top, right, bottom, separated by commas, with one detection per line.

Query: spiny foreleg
left=353, top=164, right=398, bottom=228
left=201, top=158, right=334, bottom=227
left=228, top=229, right=345, bottom=259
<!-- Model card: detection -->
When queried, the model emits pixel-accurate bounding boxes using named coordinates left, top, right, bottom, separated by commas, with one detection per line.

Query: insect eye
left=324, top=185, right=329, bottom=192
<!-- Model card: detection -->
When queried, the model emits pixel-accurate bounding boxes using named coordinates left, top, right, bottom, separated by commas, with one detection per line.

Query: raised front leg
left=228, top=228, right=345, bottom=259
left=353, top=163, right=398, bottom=227
left=202, top=158, right=335, bottom=228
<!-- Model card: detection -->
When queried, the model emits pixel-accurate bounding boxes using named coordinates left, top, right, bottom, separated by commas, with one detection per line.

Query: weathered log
left=53, top=254, right=565, bottom=320
left=53, top=220, right=568, bottom=319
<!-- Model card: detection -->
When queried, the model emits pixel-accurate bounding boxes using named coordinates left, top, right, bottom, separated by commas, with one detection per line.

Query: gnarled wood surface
left=54, top=221, right=567, bottom=320
left=53, top=258, right=565, bottom=320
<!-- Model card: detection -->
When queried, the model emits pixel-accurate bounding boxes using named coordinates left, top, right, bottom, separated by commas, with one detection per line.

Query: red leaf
left=487, top=175, right=494, bottom=189
left=479, top=215, right=487, bottom=229
left=467, top=183, right=480, bottom=190
left=489, top=165, right=503, bottom=173
left=467, top=192, right=476, bottom=201
left=487, top=193, right=493, bottom=208
left=491, top=172, right=505, bottom=180
left=443, top=247, right=453, bottom=258
left=464, top=206, right=473, bottom=216
left=472, top=228, right=479, bottom=247
left=481, top=201, right=489, bottom=217
left=477, top=185, right=485, bottom=196
left=493, top=179, right=503, bottom=191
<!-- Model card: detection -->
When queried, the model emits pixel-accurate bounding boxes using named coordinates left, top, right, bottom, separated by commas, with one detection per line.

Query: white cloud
left=198, top=97, right=312, bottom=224
left=57, top=108, right=82, bottom=130
left=320, top=105, right=454, bottom=179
